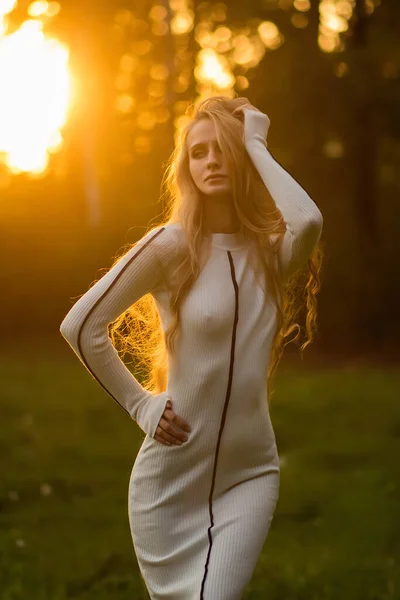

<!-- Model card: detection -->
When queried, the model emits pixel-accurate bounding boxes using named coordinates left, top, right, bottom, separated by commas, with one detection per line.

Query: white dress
left=60, top=108, right=323, bottom=599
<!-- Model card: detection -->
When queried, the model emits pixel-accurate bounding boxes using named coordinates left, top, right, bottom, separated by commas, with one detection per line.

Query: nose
left=206, top=148, right=221, bottom=167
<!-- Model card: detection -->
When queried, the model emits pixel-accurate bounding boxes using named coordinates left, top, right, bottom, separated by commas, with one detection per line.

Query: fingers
left=232, top=103, right=261, bottom=116
left=232, top=106, right=245, bottom=118
left=154, top=419, right=187, bottom=446
left=231, top=97, right=250, bottom=108
left=154, top=416, right=190, bottom=445
left=170, top=408, right=192, bottom=434
left=232, top=105, right=252, bottom=122
left=165, top=400, right=191, bottom=433
left=154, top=399, right=192, bottom=446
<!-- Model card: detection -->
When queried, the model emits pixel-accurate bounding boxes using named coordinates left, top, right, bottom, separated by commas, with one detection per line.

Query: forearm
left=60, top=312, right=152, bottom=418
left=59, top=225, right=173, bottom=436
left=243, top=109, right=323, bottom=236
left=243, top=108, right=323, bottom=276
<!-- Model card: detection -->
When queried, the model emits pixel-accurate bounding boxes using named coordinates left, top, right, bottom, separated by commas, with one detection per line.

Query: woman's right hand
left=154, top=400, right=192, bottom=446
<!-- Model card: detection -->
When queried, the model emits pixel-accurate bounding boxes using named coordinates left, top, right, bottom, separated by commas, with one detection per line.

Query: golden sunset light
left=0, top=4, right=72, bottom=175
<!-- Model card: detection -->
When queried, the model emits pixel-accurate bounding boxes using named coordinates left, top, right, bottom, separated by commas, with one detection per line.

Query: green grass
left=0, top=341, right=399, bottom=599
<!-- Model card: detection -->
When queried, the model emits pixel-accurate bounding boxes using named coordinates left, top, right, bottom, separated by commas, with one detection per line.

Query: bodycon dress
left=60, top=108, right=323, bottom=599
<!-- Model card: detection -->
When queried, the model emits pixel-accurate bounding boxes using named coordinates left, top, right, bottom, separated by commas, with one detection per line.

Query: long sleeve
left=59, top=225, right=176, bottom=438
left=243, top=107, right=323, bottom=279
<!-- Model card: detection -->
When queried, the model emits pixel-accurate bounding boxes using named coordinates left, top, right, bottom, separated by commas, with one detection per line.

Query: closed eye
left=192, top=148, right=222, bottom=158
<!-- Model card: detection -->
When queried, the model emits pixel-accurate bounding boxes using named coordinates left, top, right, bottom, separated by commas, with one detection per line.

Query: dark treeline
left=1, top=0, right=399, bottom=359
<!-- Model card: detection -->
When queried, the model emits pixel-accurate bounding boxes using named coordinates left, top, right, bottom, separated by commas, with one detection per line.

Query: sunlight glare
left=0, top=15, right=72, bottom=174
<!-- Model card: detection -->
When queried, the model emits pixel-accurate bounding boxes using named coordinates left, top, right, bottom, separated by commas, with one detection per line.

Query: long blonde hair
left=108, top=95, right=324, bottom=404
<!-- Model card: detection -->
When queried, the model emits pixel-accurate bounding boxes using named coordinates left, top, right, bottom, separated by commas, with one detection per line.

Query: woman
left=60, top=95, right=323, bottom=599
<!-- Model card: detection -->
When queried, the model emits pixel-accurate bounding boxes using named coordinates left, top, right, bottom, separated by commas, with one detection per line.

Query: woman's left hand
left=232, top=102, right=262, bottom=119
left=232, top=101, right=270, bottom=144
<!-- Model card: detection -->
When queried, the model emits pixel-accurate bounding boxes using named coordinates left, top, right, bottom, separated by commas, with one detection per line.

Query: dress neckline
left=209, top=228, right=247, bottom=250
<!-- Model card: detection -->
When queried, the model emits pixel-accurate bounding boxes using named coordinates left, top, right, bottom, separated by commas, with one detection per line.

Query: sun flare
left=0, top=5, right=73, bottom=175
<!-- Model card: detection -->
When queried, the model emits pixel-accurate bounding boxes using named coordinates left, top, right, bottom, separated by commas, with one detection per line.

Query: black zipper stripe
left=77, top=227, right=165, bottom=415
left=200, top=250, right=239, bottom=598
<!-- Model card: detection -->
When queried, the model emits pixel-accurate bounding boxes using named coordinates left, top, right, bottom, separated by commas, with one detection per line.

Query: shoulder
left=137, top=221, right=187, bottom=266
left=147, top=222, right=184, bottom=250
left=141, top=223, right=188, bottom=292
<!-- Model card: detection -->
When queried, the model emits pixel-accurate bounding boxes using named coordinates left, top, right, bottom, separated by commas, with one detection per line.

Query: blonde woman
left=60, top=96, right=323, bottom=599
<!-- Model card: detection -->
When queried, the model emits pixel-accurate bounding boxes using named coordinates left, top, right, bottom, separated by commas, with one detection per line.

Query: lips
left=206, top=175, right=227, bottom=181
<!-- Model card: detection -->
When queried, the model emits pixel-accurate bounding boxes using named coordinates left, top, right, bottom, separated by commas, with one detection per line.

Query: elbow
left=306, top=206, right=323, bottom=245
left=59, top=314, right=87, bottom=355
left=291, top=216, right=323, bottom=268
left=59, top=308, right=82, bottom=343
left=59, top=301, right=89, bottom=342
left=314, top=206, right=323, bottom=232
left=60, top=312, right=109, bottom=354
left=59, top=315, right=74, bottom=341
left=304, top=214, right=323, bottom=256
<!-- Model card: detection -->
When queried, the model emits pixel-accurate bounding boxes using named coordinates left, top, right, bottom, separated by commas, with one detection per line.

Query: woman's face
left=187, top=117, right=232, bottom=198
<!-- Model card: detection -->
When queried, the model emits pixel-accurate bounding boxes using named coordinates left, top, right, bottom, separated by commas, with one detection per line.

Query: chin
left=203, top=183, right=230, bottom=192
left=202, top=189, right=231, bottom=200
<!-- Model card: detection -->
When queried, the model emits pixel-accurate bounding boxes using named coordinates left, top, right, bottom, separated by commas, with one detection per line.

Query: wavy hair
left=108, top=95, right=324, bottom=405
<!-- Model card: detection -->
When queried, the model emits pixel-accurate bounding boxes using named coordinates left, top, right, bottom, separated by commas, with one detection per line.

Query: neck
left=202, top=194, right=239, bottom=233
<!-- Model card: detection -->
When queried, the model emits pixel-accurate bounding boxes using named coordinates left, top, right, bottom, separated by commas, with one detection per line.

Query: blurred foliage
left=0, top=0, right=399, bottom=355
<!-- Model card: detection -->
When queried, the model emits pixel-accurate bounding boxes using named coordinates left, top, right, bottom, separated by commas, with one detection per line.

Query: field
left=1, top=341, right=399, bottom=599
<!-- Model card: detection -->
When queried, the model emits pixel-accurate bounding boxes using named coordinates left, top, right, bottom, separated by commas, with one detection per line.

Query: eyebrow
left=189, top=140, right=219, bottom=151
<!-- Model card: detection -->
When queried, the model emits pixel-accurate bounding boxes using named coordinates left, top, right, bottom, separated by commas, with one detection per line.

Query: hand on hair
left=232, top=101, right=262, bottom=121
left=233, top=102, right=270, bottom=146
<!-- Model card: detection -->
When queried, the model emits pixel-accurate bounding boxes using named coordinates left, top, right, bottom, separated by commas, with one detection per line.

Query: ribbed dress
left=60, top=108, right=323, bottom=599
